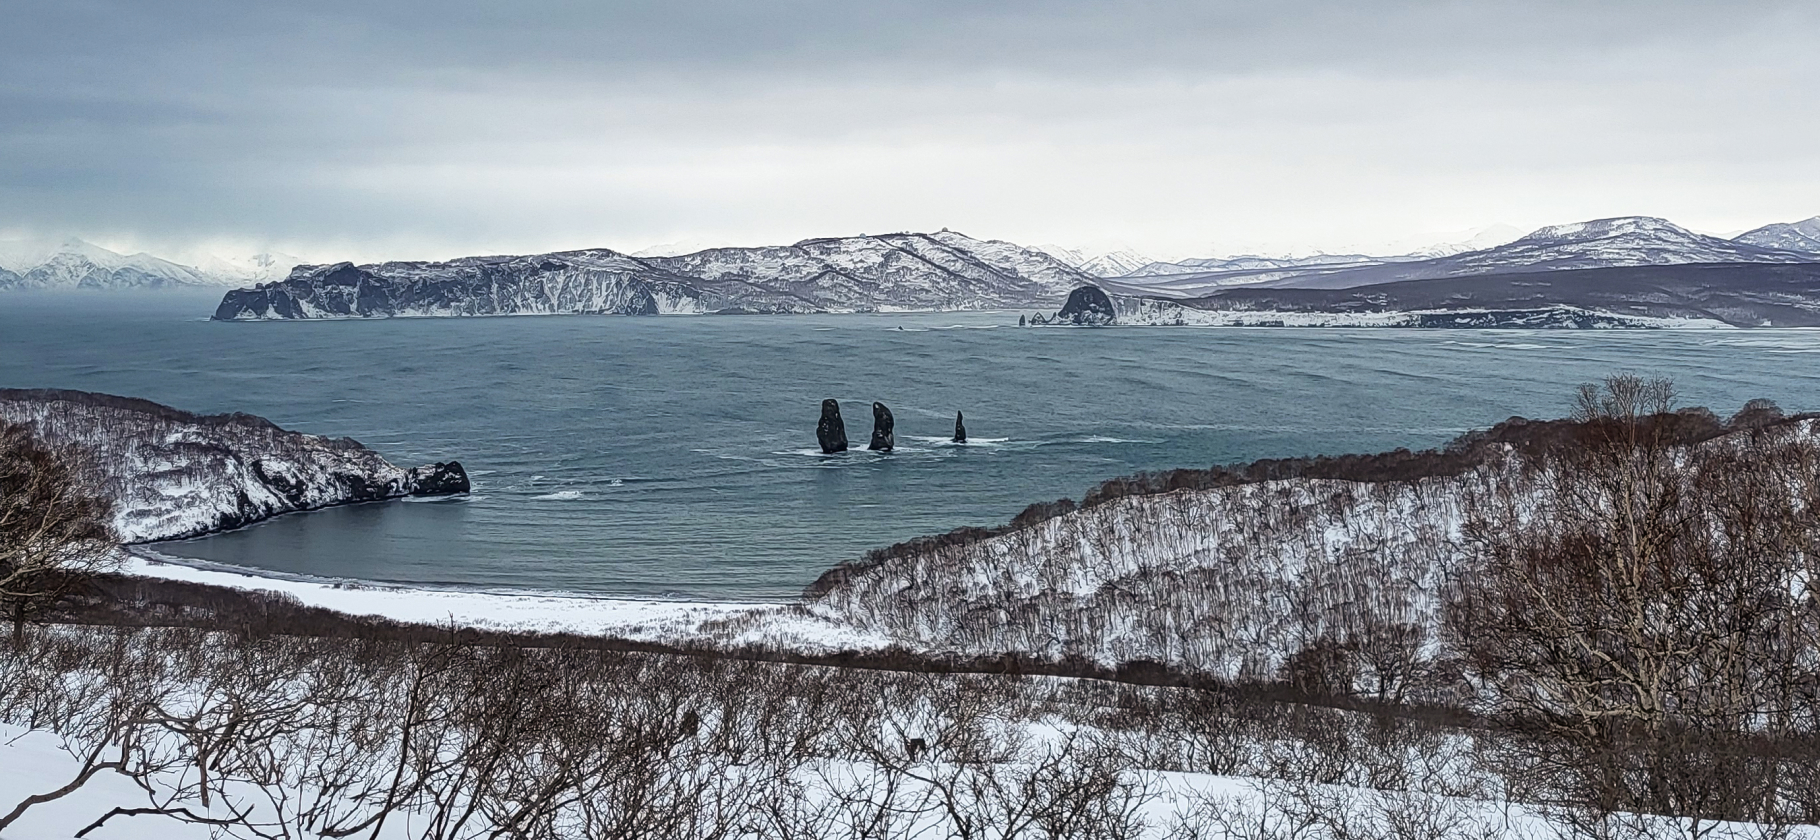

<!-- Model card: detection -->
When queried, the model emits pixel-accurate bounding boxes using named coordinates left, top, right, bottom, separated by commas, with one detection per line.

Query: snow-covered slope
left=0, top=389, right=468, bottom=542
left=1107, top=217, right=1820, bottom=297
left=0, top=238, right=220, bottom=290
left=1127, top=253, right=1384, bottom=278
left=1048, top=293, right=1719, bottom=329
left=1062, top=258, right=1820, bottom=329
left=215, top=230, right=1097, bottom=319
left=805, top=418, right=1818, bottom=678
left=183, top=250, right=307, bottom=284
left=213, top=252, right=749, bottom=319
left=0, top=238, right=309, bottom=290
left=1734, top=216, right=1820, bottom=256
left=810, top=470, right=1479, bottom=678
left=1260, top=216, right=1816, bottom=290
left=1038, top=245, right=1156, bottom=277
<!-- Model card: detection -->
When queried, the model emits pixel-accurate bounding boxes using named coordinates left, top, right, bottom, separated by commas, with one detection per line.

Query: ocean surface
left=6, top=289, right=1820, bottom=599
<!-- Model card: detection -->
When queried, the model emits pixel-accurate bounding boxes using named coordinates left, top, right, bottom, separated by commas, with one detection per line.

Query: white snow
left=124, top=548, right=892, bottom=652
left=1093, top=296, right=1735, bottom=329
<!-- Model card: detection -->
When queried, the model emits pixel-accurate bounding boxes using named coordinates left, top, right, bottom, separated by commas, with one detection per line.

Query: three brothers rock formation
left=815, top=400, right=969, bottom=454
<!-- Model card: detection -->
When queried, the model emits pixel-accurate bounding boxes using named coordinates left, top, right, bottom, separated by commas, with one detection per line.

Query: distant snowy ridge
left=0, top=389, right=468, bottom=542
left=1250, top=216, right=1816, bottom=290
left=1109, top=215, right=1820, bottom=296
left=1037, top=244, right=1156, bottom=277
left=215, top=230, right=1099, bottom=319
left=1052, top=250, right=1820, bottom=329
left=0, top=237, right=300, bottom=290
left=0, top=238, right=216, bottom=290
left=1070, top=296, right=1731, bottom=329
left=1735, top=215, right=1820, bottom=256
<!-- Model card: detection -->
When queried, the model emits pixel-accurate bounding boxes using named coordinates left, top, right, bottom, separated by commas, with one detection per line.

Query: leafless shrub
left=0, top=419, right=117, bottom=647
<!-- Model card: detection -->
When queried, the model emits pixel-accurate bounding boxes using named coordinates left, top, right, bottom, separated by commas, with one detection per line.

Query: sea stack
left=1055, top=285, right=1117, bottom=326
left=953, top=411, right=967, bottom=443
left=869, top=402, right=895, bottom=451
left=409, top=461, right=472, bottom=496
left=817, top=399, right=848, bottom=453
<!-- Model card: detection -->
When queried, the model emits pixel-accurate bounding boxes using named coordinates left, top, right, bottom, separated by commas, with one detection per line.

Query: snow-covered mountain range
left=0, top=389, right=468, bottom=542
left=0, top=237, right=301, bottom=290
left=213, top=230, right=1098, bottom=319
left=1104, top=216, right=1820, bottom=295
left=1055, top=261, right=1820, bottom=329
left=1037, top=245, right=1156, bottom=277
left=22, top=213, right=1820, bottom=308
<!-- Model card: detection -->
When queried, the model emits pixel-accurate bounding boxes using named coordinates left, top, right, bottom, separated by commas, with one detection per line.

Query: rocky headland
left=0, top=389, right=469, bottom=542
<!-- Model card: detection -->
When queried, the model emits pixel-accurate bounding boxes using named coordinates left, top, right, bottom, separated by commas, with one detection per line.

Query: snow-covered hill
left=1258, top=216, right=1815, bottom=290
left=1038, top=244, right=1156, bottom=277
left=1052, top=257, right=1820, bottom=329
left=0, top=238, right=302, bottom=290
left=0, top=389, right=468, bottom=542
left=0, top=238, right=220, bottom=290
left=805, top=415, right=1818, bottom=679
left=182, top=249, right=308, bottom=284
left=1735, top=216, right=1820, bottom=256
left=214, top=230, right=1098, bottom=319
left=1104, top=217, right=1820, bottom=296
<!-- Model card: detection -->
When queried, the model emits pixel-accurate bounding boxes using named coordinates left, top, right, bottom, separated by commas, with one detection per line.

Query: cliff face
left=213, top=231, right=1095, bottom=320
left=212, top=254, right=749, bottom=320
left=0, top=389, right=468, bottom=542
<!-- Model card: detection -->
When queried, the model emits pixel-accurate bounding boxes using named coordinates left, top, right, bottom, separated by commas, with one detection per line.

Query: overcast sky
left=3, top=0, right=1817, bottom=262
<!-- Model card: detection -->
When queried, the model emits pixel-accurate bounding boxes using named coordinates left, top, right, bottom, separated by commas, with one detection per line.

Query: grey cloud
left=2, top=0, right=1817, bottom=259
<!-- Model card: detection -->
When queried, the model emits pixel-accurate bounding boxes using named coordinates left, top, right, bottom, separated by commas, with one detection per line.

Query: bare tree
left=1445, top=376, right=1820, bottom=826
left=0, top=420, right=117, bottom=647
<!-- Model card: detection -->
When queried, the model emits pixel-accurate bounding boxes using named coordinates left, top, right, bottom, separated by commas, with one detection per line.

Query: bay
left=5, top=289, right=1818, bottom=599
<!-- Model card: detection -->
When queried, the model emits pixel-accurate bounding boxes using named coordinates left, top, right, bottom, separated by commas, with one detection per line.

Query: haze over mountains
left=0, top=237, right=301, bottom=290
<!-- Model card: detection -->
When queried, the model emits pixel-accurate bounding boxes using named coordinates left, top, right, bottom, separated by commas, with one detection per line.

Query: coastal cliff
left=0, top=389, right=468, bottom=542
left=213, top=231, right=1093, bottom=320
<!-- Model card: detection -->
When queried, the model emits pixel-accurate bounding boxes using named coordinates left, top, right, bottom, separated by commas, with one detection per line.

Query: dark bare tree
left=1446, top=376, right=1820, bottom=829
left=0, top=420, right=117, bottom=647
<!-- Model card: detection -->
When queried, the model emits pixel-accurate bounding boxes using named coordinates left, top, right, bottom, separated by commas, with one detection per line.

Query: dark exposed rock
left=817, top=399, right=849, bottom=454
left=409, top=461, right=471, bottom=496
left=1018, top=314, right=1027, bottom=326
left=953, top=411, right=967, bottom=443
left=869, top=402, right=895, bottom=451
left=1054, top=285, right=1117, bottom=325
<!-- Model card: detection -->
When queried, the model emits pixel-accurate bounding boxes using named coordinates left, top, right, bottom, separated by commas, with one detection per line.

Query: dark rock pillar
left=817, top=399, right=849, bottom=453
left=869, top=402, right=895, bottom=451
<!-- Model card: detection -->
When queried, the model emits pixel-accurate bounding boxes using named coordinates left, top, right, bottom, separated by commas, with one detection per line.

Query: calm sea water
left=5, top=289, right=1820, bottom=599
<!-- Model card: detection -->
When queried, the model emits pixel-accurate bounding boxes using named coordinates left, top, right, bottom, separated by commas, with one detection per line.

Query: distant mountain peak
left=0, top=236, right=303, bottom=289
left=1513, top=216, right=1699, bottom=245
left=1734, top=216, right=1820, bottom=256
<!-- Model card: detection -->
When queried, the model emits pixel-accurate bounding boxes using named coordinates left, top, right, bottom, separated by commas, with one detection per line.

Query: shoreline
left=123, top=547, right=890, bottom=652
